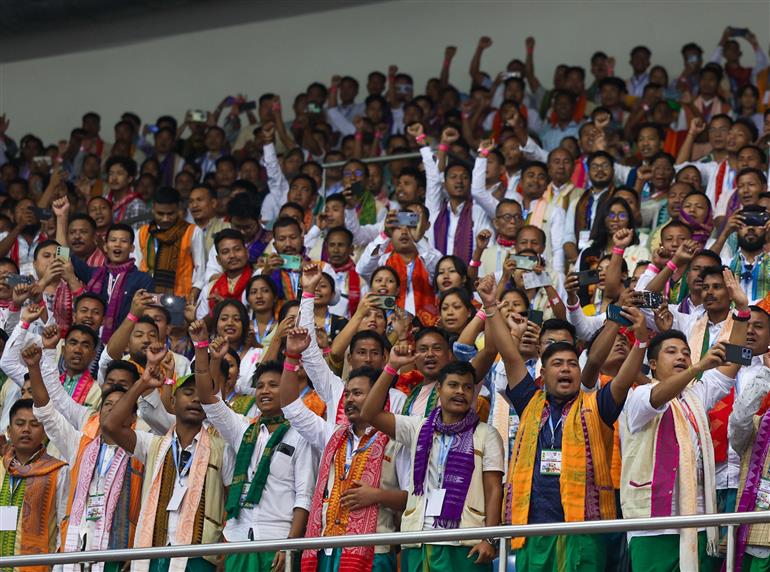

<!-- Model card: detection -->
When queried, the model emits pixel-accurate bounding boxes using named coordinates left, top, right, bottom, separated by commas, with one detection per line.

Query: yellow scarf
left=505, top=389, right=615, bottom=549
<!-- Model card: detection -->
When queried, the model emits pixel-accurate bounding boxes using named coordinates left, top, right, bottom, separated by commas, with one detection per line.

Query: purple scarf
left=433, top=198, right=475, bottom=263
left=678, top=205, right=714, bottom=247
left=247, top=229, right=271, bottom=264
left=733, top=410, right=770, bottom=572
left=413, top=407, right=479, bottom=528
left=86, top=259, right=136, bottom=342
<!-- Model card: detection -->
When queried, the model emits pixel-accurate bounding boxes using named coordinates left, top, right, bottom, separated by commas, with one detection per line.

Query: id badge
left=756, top=478, right=770, bottom=510
left=425, top=489, right=446, bottom=516
left=86, top=494, right=105, bottom=521
left=540, top=449, right=562, bottom=476
left=239, top=483, right=251, bottom=506
left=0, top=506, right=18, bottom=531
left=167, top=485, right=187, bottom=512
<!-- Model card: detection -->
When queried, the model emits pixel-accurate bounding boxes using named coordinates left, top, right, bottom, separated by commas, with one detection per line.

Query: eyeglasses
left=497, top=213, right=523, bottom=222
left=343, top=169, right=364, bottom=177
left=590, top=162, right=611, bottom=171
left=708, top=126, right=729, bottom=134
left=606, top=211, right=629, bottom=220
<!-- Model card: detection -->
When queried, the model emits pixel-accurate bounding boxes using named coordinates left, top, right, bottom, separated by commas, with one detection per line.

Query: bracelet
left=479, top=148, right=490, bottom=158
left=469, top=259, right=481, bottom=268
left=329, top=86, right=338, bottom=94
left=415, top=134, right=427, bottom=144
left=20, top=321, right=30, bottom=330
left=384, top=363, right=398, bottom=376
left=475, top=309, right=487, bottom=322
left=438, top=143, right=449, bottom=152
left=484, top=310, right=497, bottom=318
left=550, top=297, right=562, bottom=306
left=665, top=260, right=678, bottom=272
left=194, top=340, right=210, bottom=349
left=355, top=132, right=363, bottom=141
left=301, top=291, right=315, bottom=299
left=733, top=309, right=751, bottom=321
left=284, top=352, right=302, bottom=360
left=323, top=347, right=331, bottom=355
left=9, top=303, right=20, bottom=313
left=647, top=264, right=660, bottom=274
left=283, top=361, right=300, bottom=372
left=379, top=231, right=388, bottom=240
left=163, top=378, right=174, bottom=386
left=634, top=339, right=649, bottom=349
left=566, top=301, right=582, bottom=312
left=126, top=312, right=139, bottom=323
left=374, top=131, right=382, bottom=140
left=611, top=247, right=625, bottom=256
left=272, top=102, right=281, bottom=112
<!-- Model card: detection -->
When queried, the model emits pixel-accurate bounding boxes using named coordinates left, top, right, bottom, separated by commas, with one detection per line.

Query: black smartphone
left=637, top=291, right=664, bottom=309
left=528, top=309, right=544, bottom=326
left=350, top=181, right=365, bottom=199
left=31, top=207, right=53, bottom=220
left=607, top=304, right=632, bottom=326
left=723, top=343, right=753, bottom=366
left=741, top=210, right=770, bottom=227
left=241, top=101, right=257, bottom=111
left=160, top=295, right=186, bottom=326
left=577, top=269, right=600, bottom=287
left=5, top=274, right=33, bottom=288
left=731, top=27, right=749, bottom=37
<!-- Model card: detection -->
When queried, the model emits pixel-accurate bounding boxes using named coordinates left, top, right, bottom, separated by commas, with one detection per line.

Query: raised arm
left=729, top=366, right=770, bottom=455
left=440, top=46, right=456, bottom=89
left=106, top=289, right=154, bottom=360
left=102, top=365, right=162, bottom=454
left=469, top=37, right=492, bottom=87
left=524, top=37, right=541, bottom=93
left=581, top=320, right=621, bottom=390
left=609, top=307, right=650, bottom=406
left=360, top=343, right=416, bottom=438
left=604, top=229, right=633, bottom=300
left=720, top=268, right=749, bottom=379
left=650, top=343, right=727, bottom=409
left=675, top=118, right=706, bottom=165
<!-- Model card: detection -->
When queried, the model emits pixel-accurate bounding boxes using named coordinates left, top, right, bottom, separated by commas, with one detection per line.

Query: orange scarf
left=386, top=252, right=438, bottom=326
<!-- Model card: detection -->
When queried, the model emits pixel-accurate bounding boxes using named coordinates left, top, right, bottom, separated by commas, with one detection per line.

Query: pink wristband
left=194, top=340, right=210, bottom=349
left=415, top=134, right=427, bottom=144
left=475, top=309, right=487, bottom=322
left=735, top=309, right=751, bottom=320
left=283, top=361, right=300, bottom=372
left=9, top=303, right=20, bottom=313
left=634, top=340, right=649, bottom=349
left=611, top=247, right=625, bottom=256
left=302, top=291, right=315, bottom=299
left=469, top=260, right=481, bottom=268
left=379, top=231, right=388, bottom=240
left=126, top=312, right=139, bottom=323
left=647, top=264, right=660, bottom=274
left=374, top=131, right=382, bottom=140
left=272, top=102, right=281, bottom=112
left=566, top=302, right=581, bottom=312
left=163, top=378, right=175, bottom=386
left=20, top=321, right=30, bottom=330
left=438, top=143, right=449, bottom=152
left=665, top=260, right=678, bottom=272
left=355, top=132, right=363, bottom=141
left=323, top=347, right=331, bottom=355
left=479, top=148, right=490, bottom=158
left=384, top=364, right=398, bottom=376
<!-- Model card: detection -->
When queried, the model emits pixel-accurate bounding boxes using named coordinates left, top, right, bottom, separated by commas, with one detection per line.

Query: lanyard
left=299, top=385, right=311, bottom=399
left=254, top=318, right=275, bottom=345
left=95, top=443, right=116, bottom=482
left=323, top=311, right=332, bottom=335
left=406, top=261, right=415, bottom=294
left=679, top=398, right=701, bottom=437
left=435, top=434, right=453, bottom=487
left=9, top=476, right=21, bottom=498
left=107, top=273, right=119, bottom=298
left=547, top=408, right=565, bottom=449
left=170, top=437, right=194, bottom=484
left=343, top=431, right=378, bottom=480
left=288, top=270, right=300, bottom=296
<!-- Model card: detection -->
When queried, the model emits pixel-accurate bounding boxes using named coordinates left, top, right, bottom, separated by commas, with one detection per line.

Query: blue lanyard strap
left=436, top=434, right=453, bottom=487
left=170, top=436, right=194, bottom=482
left=343, top=431, right=378, bottom=479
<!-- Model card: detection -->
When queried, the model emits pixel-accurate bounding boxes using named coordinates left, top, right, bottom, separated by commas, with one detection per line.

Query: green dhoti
left=628, top=532, right=722, bottom=572
left=514, top=534, right=606, bottom=571
left=148, top=556, right=216, bottom=572
left=225, top=551, right=278, bottom=571
left=402, top=545, right=491, bottom=572
left=742, top=553, right=770, bottom=571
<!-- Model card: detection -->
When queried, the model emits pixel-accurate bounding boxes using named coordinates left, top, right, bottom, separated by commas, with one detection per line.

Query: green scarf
left=225, top=416, right=289, bottom=520
left=359, top=191, right=377, bottom=226
left=401, top=382, right=439, bottom=417
left=0, top=472, right=25, bottom=558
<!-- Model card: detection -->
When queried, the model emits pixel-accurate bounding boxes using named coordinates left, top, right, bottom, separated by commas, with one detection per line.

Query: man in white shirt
left=626, top=45, right=652, bottom=97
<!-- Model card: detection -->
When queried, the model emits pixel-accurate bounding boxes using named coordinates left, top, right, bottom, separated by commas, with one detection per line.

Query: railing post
left=284, top=548, right=292, bottom=572
left=726, top=525, right=736, bottom=572
left=497, top=537, right=509, bottom=572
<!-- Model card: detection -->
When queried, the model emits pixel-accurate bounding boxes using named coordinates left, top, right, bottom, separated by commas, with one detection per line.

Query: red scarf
left=708, top=388, right=735, bottom=463
left=60, top=371, right=95, bottom=405
left=301, top=425, right=388, bottom=572
left=386, top=251, right=438, bottom=326
left=497, top=237, right=516, bottom=248
left=714, top=160, right=735, bottom=208
left=10, top=233, right=46, bottom=269
left=208, top=267, right=252, bottom=314
left=333, top=259, right=361, bottom=316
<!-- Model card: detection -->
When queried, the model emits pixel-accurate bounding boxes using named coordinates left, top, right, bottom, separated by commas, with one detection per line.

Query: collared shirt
left=0, top=232, right=43, bottom=276
left=201, top=398, right=315, bottom=541
left=538, top=121, right=581, bottom=152
left=627, top=72, right=650, bottom=98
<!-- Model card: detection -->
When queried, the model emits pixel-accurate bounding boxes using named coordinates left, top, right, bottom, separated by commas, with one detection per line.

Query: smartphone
left=522, top=271, right=552, bottom=289
left=160, top=294, right=186, bottom=326
left=188, top=110, right=207, bottom=123
left=396, top=211, right=419, bottom=228
left=32, top=156, right=52, bottom=166
left=741, top=209, right=770, bottom=227
left=637, top=291, right=664, bottom=309
left=511, top=254, right=537, bottom=271
left=731, top=27, right=749, bottom=37
left=280, top=254, right=302, bottom=271
left=5, top=274, right=33, bottom=288
left=31, top=207, right=53, bottom=221
left=240, top=101, right=257, bottom=111
left=371, top=295, right=397, bottom=310
left=350, top=181, right=365, bottom=199
left=147, top=124, right=159, bottom=134
left=502, top=71, right=522, bottom=80
left=55, top=246, right=70, bottom=261
left=306, top=102, right=322, bottom=114
left=224, top=96, right=235, bottom=106
left=577, top=269, right=601, bottom=287
left=607, top=304, right=632, bottom=326
left=723, top=343, right=753, bottom=366
left=528, top=309, right=544, bottom=326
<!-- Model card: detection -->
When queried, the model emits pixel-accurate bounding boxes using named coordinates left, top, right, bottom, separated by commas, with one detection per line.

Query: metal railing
left=2, top=511, right=768, bottom=571
left=321, top=151, right=421, bottom=169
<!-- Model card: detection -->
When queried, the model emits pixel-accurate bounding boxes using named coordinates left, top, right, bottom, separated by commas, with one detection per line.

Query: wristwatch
left=483, top=538, right=500, bottom=550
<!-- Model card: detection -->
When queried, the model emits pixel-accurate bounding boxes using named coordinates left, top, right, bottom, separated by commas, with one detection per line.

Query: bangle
left=566, top=301, right=581, bottom=312
left=479, top=148, right=490, bottom=158
left=126, top=312, right=139, bottom=323
left=384, top=363, right=398, bottom=376
left=438, top=143, right=449, bottom=152
left=469, top=259, right=481, bottom=268
left=647, top=264, right=660, bottom=274
left=20, top=321, right=30, bottom=330
left=301, top=291, right=315, bottom=299
left=355, top=132, right=363, bottom=141
left=284, top=352, right=302, bottom=360
left=634, top=339, right=649, bottom=349
left=475, top=309, right=487, bottom=322
left=733, top=309, right=751, bottom=321
left=194, top=340, right=209, bottom=349
left=322, top=347, right=331, bottom=355
left=665, top=260, right=678, bottom=272
left=484, top=309, right=497, bottom=318
left=611, top=247, right=625, bottom=256
left=415, top=134, right=427, bottom=144
left=283, top=361, right=300, bottom=372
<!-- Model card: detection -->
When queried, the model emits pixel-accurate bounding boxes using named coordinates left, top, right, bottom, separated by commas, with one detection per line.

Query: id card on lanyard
left=167, top=438, right=194, bottom=512
left=426, top=434, right=452, bottom=516
left=540, top=411, right=564, bottom=476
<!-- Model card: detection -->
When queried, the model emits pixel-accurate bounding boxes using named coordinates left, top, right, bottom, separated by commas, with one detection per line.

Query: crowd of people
left=1, top=26, right=770, bottom=572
